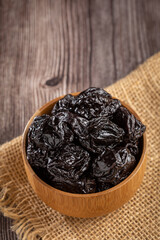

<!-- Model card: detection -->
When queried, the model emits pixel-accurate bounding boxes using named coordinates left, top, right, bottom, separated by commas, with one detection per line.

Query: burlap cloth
left=0, top=53, right=160, bottom=240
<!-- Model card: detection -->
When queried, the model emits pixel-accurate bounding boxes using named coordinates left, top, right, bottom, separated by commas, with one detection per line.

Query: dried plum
left=113, top=106, right=146, bottom=141
left=49, top=176, right=96, bottom=194
left=74, top=117, right=125, bottom=154
left=125, top=142, right=139, bottom=155
left=27, top=87, right=146, bottom=194
left=92, top=147, right=136, bottom=186
left=69, top=113, right=89, bottom=138
left=51, top=111, right=74, bottom=143
left=68, top=115, right=125, bottom=154
left=112, top=147, right=136, bottom=185
left=73, top=87, right=112, bottom=119
left=51, top=94, right=75, bottom=115
left=88, top=117, right=125, bottom=150
left=27, top=144, right=48, bottom=169
left=47, top=144, right=90, bottom=180
left=91, top=150, right=116, bottom=178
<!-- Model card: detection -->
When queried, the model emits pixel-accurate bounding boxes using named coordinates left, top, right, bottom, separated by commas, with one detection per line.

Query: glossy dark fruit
left=77, top=117, right=125, bottom=154
left=92, top=147, right=136, bottom=186
left=51, top=111, right=74, bottom=144
left=47, top=144, right=90, bottom=181
left=88, top=117, right=125, bottom=151
left=51, top=94, right=75, bottom=115
left=113, top=106, right=146, bottom=141
left=49, top=176, right=96, bottom=194
left=73, top=87, right=112, bottom=119
left=27, top=145, right=48, bottom=169
left=27, top=114, right=62, bottom=151
left=112, top=147, right=137, bottom=184
left=125, top=142, right=139, bottom=155
left=92, top=150, right=116, bottom=178
left=27, top=87, right=146, bottom=194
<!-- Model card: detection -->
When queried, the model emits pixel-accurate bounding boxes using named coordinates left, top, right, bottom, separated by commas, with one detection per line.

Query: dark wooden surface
left=0, top=0, right=160, bottom=239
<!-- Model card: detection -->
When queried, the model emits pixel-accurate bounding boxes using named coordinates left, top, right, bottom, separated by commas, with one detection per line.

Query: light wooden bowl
left=22, top=92, right=147, bottom=218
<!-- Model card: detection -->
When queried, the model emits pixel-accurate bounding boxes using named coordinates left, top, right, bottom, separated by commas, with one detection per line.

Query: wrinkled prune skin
left=49, top=175, right=96, bottom=194
left=27, top=115, right=54, bottom=169
left=91, top=150, right=116, bottom=178
left=125, top=142, right=139, bottom=155
left=88, top=117, right=125, bottom=151
left=113, top=106, right=146, bottom=141
left=28, top=115, right=53, bottom=150
left=51, top=111, right=74, bottom=144
left=73, top=87, right=112, bottom=119
left=51, top=94, right=75, bottom=115
left=68, top=115, right=125, bottom=154
left=113, top=147, right=136, bottom=184
left=92, top=147, right=136, bottom=187
left=27, top=87, right=146, bottom=194
left=77, top=117, right=125, bottom=154
left=47, top=144, right=90, bottom=180
left=68, top=113, right=89, bottom=138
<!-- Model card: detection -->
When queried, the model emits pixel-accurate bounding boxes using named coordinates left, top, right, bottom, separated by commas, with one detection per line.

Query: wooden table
left=0, top=0, right=160, bottom=239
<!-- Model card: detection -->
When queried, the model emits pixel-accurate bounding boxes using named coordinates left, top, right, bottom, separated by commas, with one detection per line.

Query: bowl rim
left=22, top=92, right=147, bottom=198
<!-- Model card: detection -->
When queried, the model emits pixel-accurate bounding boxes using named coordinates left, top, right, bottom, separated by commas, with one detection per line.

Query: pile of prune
left=27, top=87, right=146, bottom=194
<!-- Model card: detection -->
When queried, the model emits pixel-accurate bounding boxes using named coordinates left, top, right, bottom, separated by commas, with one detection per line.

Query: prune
left=92, top=147, right=136, bottom=186
left=74, top=117, right=125, bottom=154
left=101, top=99, right=121, bottom=117
left=28, top=115, right=52, bottom=148
left=113, top=106, right=146, bottom=141
left=68, top=113, right=89, bottom=138
left=125, top=142, right=139, bottom=155
left=51, top=111, right=74, bottom=143
left=27, top=144, right=48, bottom=169
left=49, top=175, right=96, bottom=194
left=88, top=117, right=125, bottom=150
left=27, top=87, right=146, bottom=194
left=91, top=150, right=116, bottom=178
left=51, top=94, right=75, bottom=115
left=47, top=144, right=90, bottom=180
left=73, top=87, right=113, bottom=119
left=114, top=147, right=136, bottom=179
left=27, top=115, right=55, bottom=170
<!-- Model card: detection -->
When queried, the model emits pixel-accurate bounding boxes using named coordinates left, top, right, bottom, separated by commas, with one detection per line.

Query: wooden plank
left=0, top=213, right=17, bottom=240
left=0, top=0, right=160, bottom=239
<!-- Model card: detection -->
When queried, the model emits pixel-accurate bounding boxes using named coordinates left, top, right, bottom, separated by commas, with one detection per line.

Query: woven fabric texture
left=0, top=53, right=160, bottom=240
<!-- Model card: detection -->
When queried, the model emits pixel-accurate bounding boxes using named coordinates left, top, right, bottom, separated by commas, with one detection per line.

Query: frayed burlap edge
left=0, top=137, right=47, bottom=240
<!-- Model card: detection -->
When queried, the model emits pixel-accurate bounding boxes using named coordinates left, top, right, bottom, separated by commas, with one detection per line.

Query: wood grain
left=0, top=0, right=160, bottom=238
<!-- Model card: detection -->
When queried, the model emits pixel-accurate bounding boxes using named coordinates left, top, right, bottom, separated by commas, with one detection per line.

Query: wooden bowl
left=22, top=93, right=147, bottom=218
